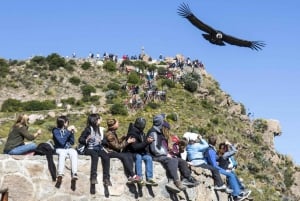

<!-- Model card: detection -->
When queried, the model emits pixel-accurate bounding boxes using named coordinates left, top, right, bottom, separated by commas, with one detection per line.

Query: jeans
left=85, top=148, right=110, bottom=180
left=219, top=169, right=241, bottom=196
left=135, top=154, right=153, bottom=180
left=6, top=143, right=37, bottom=155
left=56, top=148, right=78, bottom=176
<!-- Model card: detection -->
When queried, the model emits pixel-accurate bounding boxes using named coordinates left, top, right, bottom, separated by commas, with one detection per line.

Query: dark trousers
left=108, top=151, right=135, bottom=177
left=85, top=148, right=110, bottom=180
left=154, top=156, right=179, bottom=181
left=177, top=158, right=192, bottom=179
left=198, top=163, right=224, bottom=186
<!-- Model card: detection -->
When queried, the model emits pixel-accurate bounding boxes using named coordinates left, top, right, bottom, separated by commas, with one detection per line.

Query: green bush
left=69, top=76, right=81, bottom=86
left=110, top=103, right=128, bottom=115
left=0, top=58, right=9, bottom=78
left=103, top=61, right=117, bottom=72
left=107, top=82, right=120, bottom=91
left=23, top=100, right=56, bottom=111
left=161, top=79, right=175, bottom=88
left=184, top=81, right=198, bottom=93
left=46, top=53, right=66, bottom=71
left=147, top=102, right=160, bottom=109
left=61, top=97, right=76, bottom=105
left=81, top=62, right=91, bottom=70
left=1, top=98, right=22, bottom=112
left=127, top=71, right=140, bottom=85
left=81, top=84, right=96, bottom=97
left=64, top=63, right=75, bottom=72
left=31, top=56, right=46, bottom=65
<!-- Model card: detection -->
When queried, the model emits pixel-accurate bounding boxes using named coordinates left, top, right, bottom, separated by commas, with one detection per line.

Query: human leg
left=68, top=148, right=78, bottom=179
left=84, top=149, right=99, bottom=184
left=98, top=149, right=111, bottom=186
left=143, top=154, right=153, bottom=180
left=219, top=169, right=241, bottom=197
left=55, top=149, right=67, bottom=176
left=199, top=163, right=224, bottom=187
left=8, top=143, right=37, bottom=155
left=135, top=154, right=143, bottom=178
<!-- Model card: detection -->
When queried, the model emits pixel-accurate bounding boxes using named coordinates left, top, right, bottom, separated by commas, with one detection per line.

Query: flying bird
left=177, top=3, right=265, bottom=50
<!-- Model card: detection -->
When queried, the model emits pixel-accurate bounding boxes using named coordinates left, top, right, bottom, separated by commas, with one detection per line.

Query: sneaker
left=214, top=184, right=227, bottom=191
left=234, top=195, right=248, bottom=201
left=240, top=190, right=251, bottom=198
left=72, top=173, right=78, bottom=180
left=146, top=179, right=158, bottom=186
left=226, top=188, right=233, bottom=194
left=137, top=179, right=146, bottom=186
left=55, top=176, right=62, bottom=188
left=174, top=180, right=187, bottom=191
left=103, top=178, right=112, bottom=186
left=127, top=175, right=141, bottom=184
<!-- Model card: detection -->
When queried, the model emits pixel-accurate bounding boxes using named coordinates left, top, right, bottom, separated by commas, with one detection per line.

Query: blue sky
left=1, top=1, right=299, bottom=164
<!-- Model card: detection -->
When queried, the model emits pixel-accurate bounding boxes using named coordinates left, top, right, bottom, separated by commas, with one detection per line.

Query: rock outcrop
left=0, top=154, right=229, bottom=201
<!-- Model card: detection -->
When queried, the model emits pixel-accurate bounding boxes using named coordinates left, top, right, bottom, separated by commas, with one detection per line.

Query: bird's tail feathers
left=177, top=3, right=193, bottom=18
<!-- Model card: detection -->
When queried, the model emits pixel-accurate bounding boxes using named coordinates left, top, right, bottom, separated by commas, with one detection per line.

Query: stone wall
left=0, top=154, right=229, bottom=201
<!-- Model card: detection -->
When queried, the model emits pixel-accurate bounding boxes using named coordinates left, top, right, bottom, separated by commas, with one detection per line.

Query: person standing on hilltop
left=3, top=114, right=42, bottom=155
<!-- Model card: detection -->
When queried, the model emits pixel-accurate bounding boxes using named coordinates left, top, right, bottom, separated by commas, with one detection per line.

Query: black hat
left=134, top=117, right=146, bottom=130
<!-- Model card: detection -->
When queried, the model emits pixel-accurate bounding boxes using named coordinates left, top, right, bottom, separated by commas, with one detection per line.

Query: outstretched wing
left=222, top=33, right=266, bottom=50
left=177, top=3, right=217, bottom=35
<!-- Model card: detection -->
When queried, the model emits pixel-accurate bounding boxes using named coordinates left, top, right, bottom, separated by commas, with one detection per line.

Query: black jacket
left=124, top=123, right=149, bottom=154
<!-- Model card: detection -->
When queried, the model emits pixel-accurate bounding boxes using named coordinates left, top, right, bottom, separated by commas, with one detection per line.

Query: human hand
left=127, top=136, right=136, bottom=144
left=68, top=125, right=77, bottom=133
left=146, top=136, right=154, bottom=143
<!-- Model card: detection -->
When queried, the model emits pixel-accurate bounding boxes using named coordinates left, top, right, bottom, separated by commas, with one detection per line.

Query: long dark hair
left=87, top=113, right=100, bottom=133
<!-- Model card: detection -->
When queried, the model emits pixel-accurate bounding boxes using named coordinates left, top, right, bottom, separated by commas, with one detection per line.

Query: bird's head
left=216, top=32, right=223, bottom=39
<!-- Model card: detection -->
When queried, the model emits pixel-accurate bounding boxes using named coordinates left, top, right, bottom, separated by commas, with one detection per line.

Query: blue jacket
left=186, top=139, right=209, bottom=166
left=52, top=128, right=74, bottom=149
left=205, top=145, right=225, bottom=171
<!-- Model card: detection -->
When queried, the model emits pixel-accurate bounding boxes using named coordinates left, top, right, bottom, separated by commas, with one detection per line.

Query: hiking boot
left=90, top=184, right=96, bottom=194
left=214, top=184, right=227, bottom=191
left=103, top=178, right=112, bottom=186
left=146, top=178, right=158, bottom=186
left=71, top=179, right=76, bottom=191
left=165, top=182, right=181, bottom=193
left=55, top=176, right=62, bottom=188
left=91, top=177, right=98, bottom=184
left=174, top=180, right=186, bottom=191
left=182, top=176, right=199, bottom=187
left=72, top=173, right=78, bottom=180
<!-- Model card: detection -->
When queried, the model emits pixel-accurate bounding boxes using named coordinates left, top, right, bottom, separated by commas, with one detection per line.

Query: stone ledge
left=0, top=154, right=228, bottom=201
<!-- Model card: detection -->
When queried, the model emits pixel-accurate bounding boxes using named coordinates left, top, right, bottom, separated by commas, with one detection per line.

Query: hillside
left=0, top=54, right=299, bottom=201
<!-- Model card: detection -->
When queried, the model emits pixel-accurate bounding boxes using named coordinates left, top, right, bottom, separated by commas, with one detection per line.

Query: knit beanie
left=107, top=119, right=117, bottom=128
left=153, top=114, right=164, bottom=127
